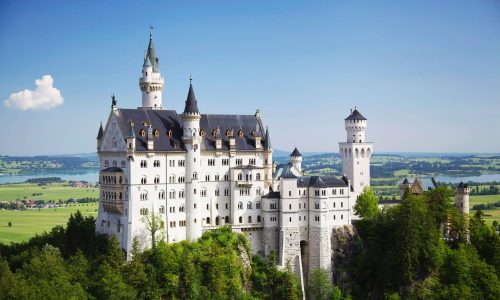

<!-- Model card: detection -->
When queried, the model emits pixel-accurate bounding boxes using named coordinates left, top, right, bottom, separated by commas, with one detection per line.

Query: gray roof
left=145, top=35, right=160, bottom=73
left=282, top=168, right=298, bottom=179
left=264, top=127, right=271, bottom=150
left=378, top=199, right=401, bottom=205
left=297, top=176, right=348, bottom=188
left=101, top=167, right=124, bottom=173
left=97, top=123, right=103, bottom=139
left=262, top=191, right=281, bottom=198
left=402, top=178, right=410, bottom=185
left=345, top=109, right=367, bottom=121
left=290, top=147, right=302, bottom=157
left=115, top=108, right=264, bottom=152
left=183, top=82, right=200, bottom=114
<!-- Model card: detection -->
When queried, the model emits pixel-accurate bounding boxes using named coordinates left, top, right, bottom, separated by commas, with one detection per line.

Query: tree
left=309, top=268, right=333, bottom=300
left=354, top=187, right=379, bottom=219
left=141, top=211, right=165, bottom=249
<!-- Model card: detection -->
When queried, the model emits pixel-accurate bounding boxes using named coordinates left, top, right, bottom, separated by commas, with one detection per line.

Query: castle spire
left=264, top=127, right=272, bottom=150
left=183, top=76, right=200, bottom=114
left=96, top=122, right=103, bottom=139
left=139, top=29, right=164, bottom=109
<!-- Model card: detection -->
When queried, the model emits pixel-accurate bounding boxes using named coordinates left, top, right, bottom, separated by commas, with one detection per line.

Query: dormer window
left=238, top=129, right=244, bottom=137
left=251, top=130, right=256, bottom=137
left=143, top=121, right=148, bottom=127
left=167, top=129, right=173, bottom=137
left=139, top=129, right=146, bottom=137
left=200, top=129, right=205, bottom=137
left=154, top=129, right=160, bottom=137
left=226, top=130, right=232, bottom=137
left=212, top=129, right=217, bottom=137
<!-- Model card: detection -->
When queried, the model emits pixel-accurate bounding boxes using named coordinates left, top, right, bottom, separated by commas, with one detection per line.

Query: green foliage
left=353, top=187, right=379, bottom=219
left=308, top=268, right=345, bottom=300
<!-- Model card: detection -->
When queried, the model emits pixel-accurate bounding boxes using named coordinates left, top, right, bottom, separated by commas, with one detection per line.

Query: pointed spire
left=145, top=28, right=159, bottom=72
left=264, top=127, right=271, bottom=150
left=290, top=147, right=302, bottom=157
left=128, top=121, right=136, bottom=138
left=183, top=76, right=200, bottom=114
left=97, top=122, right=104, bottom=139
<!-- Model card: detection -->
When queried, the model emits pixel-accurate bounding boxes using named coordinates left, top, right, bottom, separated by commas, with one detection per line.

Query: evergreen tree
left=353, top=187, right=379, bottom=219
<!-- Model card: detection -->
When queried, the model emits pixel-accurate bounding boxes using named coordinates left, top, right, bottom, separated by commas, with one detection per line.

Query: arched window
left=216, top=216, right=220, bottom=225
left=238, top=173, right=243, bottom=181
left=179, top=190, right=185, bottom=198
left=141, top=176, right=147, bottom=184
left=159, top=190, right=165, bottom=199
left=247, top=201, right=252, bottom=209
left=238, top=202, right=243, bottom=209
left=159, top=206, right=165, bottom=214
left=139, top=129, right=146, bottom=137
left=206, top=217, right=210, bottom=224
left=239, top=216, right=242, bottom=223
left=167, top=129, right=173, bottom=137
left=248, top=216, right=252, bottom=223
left=169, top=190, right=176, bottom=199
left=256, top=201, right=261, bottom=209
left=238, top=129, right=244, bottom=137
left=257, top=215, right=261, bottom=222
left=256, top=173, right=261, bottom=181
left=154, top=129, right=159, bottom=137
left=193, top=172, right=198, bottom=180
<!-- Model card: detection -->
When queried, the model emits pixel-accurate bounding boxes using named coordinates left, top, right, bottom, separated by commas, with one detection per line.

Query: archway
left=300, top=240, right=309, bottom=285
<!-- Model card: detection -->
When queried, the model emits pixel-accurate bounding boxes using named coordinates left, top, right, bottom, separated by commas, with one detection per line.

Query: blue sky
left=1, top=0, right=499, bottom=155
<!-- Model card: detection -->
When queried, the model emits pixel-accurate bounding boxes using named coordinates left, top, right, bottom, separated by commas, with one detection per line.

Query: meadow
left=0, top=182, right=99, bottom=202
left=0, top=203, right=98, bottom=244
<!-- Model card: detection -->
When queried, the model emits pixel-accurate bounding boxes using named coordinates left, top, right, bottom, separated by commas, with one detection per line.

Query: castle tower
left=339, top=108, right=373, bottom=196
left=455, top=182, right=470, bottom=214
left=290, top=147, right=303, bottom=173
left=399, top=178, right=411, bottom=199
left=182, top=77, right=203, bottom=241
left=139, top=31, right=164, bottom=109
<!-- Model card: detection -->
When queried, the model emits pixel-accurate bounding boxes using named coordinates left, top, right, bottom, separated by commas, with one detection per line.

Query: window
left=225, top=216, right=230, bottom=223
left=239, top=216, right=242, bottom=223
left=321, top=190, right=326, bottom=196
left=256, top=187, right=261, bottom=195
left=270, top=203, right=278, bottom=209
left=257, top=215, right=261, bottom=222
left=239, top=189, right=250, bottom=196
left=169, top=175, right=175, bottom=183
left=222, top=159, right=229, bottom=166
left=341, top=202, right=343, bottom=208
left=139, top=129, right=146, bottom=137
left=169, top=190, right=176, bottom=199
left=315, top=216, right=320, bottom=222
left=249, top=158, right=256, bottom=165
left=159, top=206, right=165, bottom=214
left=154, top=129, right=159, bottom=137
left=159, top=190, right=165, bottom=199
left=256, top=173, right=261, bottom=181
left=154, top=176, right=160, bottom=184
left=208, top=159, right=215, bottom=166
left=140, top=208, right=149, bottom=215
left=140, top=160, right=147, bottom=168
left=153, top=160, right=160, bottom=167
left=315, top=202, right=319, bottom=209
left=141, top=176, right=147, bottom=184
left=340, top=189, right=344, bottom=195
left=247, top=201, right=252, bottom=209
left=206, top=217, right=210, bottom=224
left=224, top=174, right=229, bottom=181
left=333, top=189, right=337, bottom=195
left=238, top=173, right=243, bottom=181
left=178, top=160, right=185, bottom=167
left=289, top=191, right=292, bottom=197
left=224, top=188, right=230, bottom=196
left=140, top=191, right=148, bottom=201
left=215, top=175, right=220, bottom=181
left=179, top=205, right=185, bottom=212
left=256, top=201, right=261, bottom=209
left=238, top=202, right=243, bottom=209
left=201, top=189, right=207, bottom=197
left=178, top=176, right=185, bottom=183
left=236, top=159, right=243, bottom=165
left=248, top=216, right=252, bottom=223
left=167, top=129, right=173, bottom=137
left=193, top=172, right=198, bottom=180
left=205, top=174, right=210, bottom=181
left=179, top=190, right=185, bottom=198
left=215, top=188, right=220, bottom=196
left=289, top=204, right=292, bottom=210
left=315, top=190, right=320, bottom=196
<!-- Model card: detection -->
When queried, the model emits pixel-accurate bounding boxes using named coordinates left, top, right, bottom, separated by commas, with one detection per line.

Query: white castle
left=95, top=33, right=374, bottom=282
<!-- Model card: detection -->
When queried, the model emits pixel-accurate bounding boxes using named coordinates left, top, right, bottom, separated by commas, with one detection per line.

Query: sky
left=1, top=0, right=500, bottom=155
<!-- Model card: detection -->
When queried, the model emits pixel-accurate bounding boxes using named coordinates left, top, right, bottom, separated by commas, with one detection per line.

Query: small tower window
left=200, top=129, right=205, bottom=136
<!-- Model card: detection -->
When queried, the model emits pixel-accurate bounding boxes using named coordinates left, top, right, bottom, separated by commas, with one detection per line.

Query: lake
left=0, top=170, right=100, bottom=184
left=434, top=174, right=500, bottom=184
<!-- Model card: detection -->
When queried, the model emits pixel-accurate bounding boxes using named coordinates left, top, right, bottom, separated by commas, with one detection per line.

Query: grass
left=0, top=182, right=99, bottom=202
left=0, top=203, right=98, bottom=244
left=469, top=195, right=500, bottom=205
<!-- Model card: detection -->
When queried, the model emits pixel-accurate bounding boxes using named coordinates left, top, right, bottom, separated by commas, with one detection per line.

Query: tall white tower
left=182, top=78, right=203, bottom=241
left=455, top=182, right=470, bottom=214
left=339, top=108, right=373, bottom=196
left=290, top=147, right=303, bottom=173
left=139, top=32, right=164, bottom=109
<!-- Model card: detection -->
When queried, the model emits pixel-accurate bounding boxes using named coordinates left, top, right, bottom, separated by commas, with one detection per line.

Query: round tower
left=290, top=147, right=303, bottom=173
left=182, top=77, right=203, bottom=241
left=139, top=31, right=164, bottom=109
left=339, top=108, right=373, bottom=196
left=455, top=182, right=470, bottom=214
left=399, top=178, right=411, bottom=199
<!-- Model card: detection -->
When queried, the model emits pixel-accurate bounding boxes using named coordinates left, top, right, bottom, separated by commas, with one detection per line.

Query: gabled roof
left=183, top=82, right=200, bottom=114
left=402, top=178, right=410, bottom=185
left=411, top=178, right=424, bottom=194
left=345, top=109, right=367, bottom=121
left=457, top=181, right=468, bottom=189
left=297, top=176, right=348, bottom=188
left=290, top=147, right=302, bottom=157
left=114, top=108, right=264, bottom=152
left=282, top=168, right=298, bottom=179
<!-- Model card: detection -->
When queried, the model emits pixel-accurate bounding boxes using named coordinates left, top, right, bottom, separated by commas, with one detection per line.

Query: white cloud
left=4, top=75, right=64, bottom=111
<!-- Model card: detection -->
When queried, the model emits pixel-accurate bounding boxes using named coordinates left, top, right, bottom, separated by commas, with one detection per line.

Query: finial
left=189, top=73, right=192, bottom=85
left=111, top=93, right=117, bottom=108
left=355, top=105, right=357, bottom=110
left=149, top=25, right=154, bottom=39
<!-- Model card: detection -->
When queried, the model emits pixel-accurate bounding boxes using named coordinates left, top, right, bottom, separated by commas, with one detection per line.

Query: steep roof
left=345, top=109, right=367, bottom=121
left=402, top=178, right=410, bottom=185
left=264, top=127, right=271, bottom=150
left=115, top=108, right=264, bottom=152
left=297, top=176, right=348, bottom=188
left=97, top=123, right=104, bottom=139
left=183, top=82, right=200, bottom=114
left=290, top=147, right=302, bottom=157
left=145, top=34, right=160, bottom=72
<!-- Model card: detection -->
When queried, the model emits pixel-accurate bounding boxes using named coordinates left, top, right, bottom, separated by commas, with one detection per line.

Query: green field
left=0, top=182, right=99, bottom=202
left=0, top=203, right=98, bottom=244
left=470, top=194, right=500, bottom=205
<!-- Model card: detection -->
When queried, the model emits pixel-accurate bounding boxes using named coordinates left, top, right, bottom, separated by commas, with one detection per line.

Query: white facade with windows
left=95, top=33, right=372, bottom=283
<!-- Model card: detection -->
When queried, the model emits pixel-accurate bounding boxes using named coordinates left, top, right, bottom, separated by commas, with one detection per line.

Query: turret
left=455, top=182, right=470, bottom=214
left=139, top=31, right=164, bottom=109
left=182, top=77, right=202, bottom=241
left=399, top=178, right=411, bottom=199
left=126, top=121, right=136, bottom=153
left=96, top=122, right=104, bottom=150
left=290, top=147, right=303, bottom=173
left=263, top=127, right=273, bottom=187
left=345, top=107, right=367, bottom=143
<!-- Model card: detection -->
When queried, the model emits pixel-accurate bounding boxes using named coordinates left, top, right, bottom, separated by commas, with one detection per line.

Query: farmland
left=0, top=203, right=98, bottom=244
left=0, top=182, right=99, bottom=202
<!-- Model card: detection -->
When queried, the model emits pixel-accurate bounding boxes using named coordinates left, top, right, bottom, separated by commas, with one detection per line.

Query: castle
left=95, top=32, right=378, bottom=283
